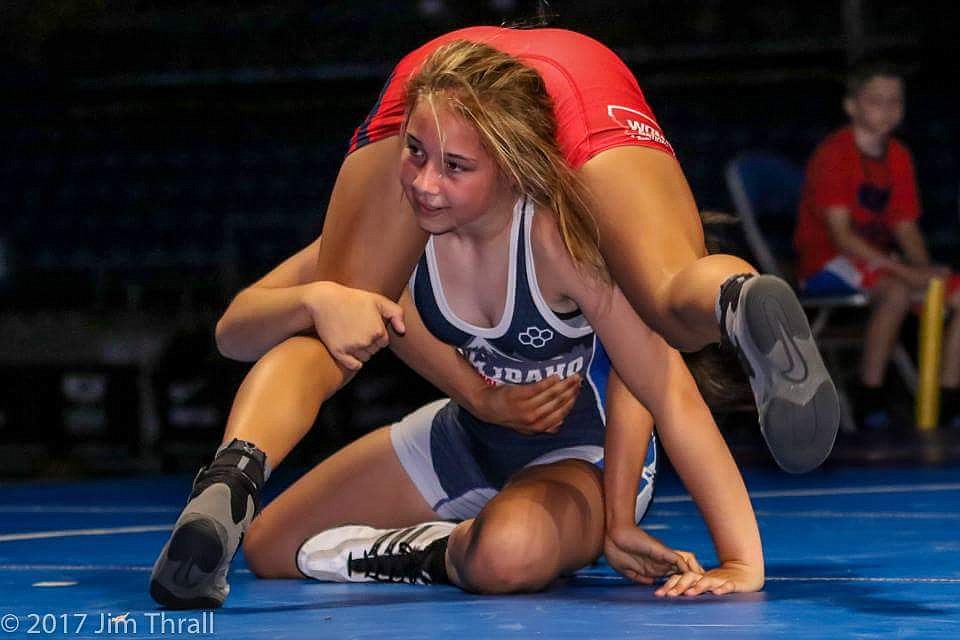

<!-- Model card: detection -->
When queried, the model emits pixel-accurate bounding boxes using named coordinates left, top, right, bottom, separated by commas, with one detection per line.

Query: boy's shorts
left=801, top=256, right=960, bottom=299
left=391, top=399, right=657, bottom=523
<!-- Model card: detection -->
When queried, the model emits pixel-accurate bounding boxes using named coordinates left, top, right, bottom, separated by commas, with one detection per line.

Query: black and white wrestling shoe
left=718, top=274, right=839, bottom=473
left=150, top=439, right=266, bottom=609
left=297, top=522, right=455, bottom=584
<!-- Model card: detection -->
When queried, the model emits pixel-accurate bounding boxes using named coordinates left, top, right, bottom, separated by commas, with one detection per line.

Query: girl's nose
left=413, top=164, right=442, bottom=196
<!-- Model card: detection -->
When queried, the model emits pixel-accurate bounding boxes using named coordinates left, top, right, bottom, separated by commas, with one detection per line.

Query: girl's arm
left=216, top=237, right=404, bottom=365
left=603, top=370, right=704, bottom=584
left=589, top=287, right=763, bottom=594
left=215, top=236, right=578, bottom=430
left=391, top=289, right=581, bottom=435
left=536, top=215, right=763, bottom=594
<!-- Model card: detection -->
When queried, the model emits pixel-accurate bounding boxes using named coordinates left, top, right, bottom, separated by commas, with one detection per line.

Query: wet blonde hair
left=404, top=39, right=607, bottom=281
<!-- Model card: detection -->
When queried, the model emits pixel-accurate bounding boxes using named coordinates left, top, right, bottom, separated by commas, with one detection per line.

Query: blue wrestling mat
left=1, top=465, right=959, bottom=639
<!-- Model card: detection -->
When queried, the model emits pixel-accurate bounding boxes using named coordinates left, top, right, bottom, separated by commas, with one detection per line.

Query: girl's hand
left=302, top=281, right=406, bottom=370
left=604, top=524, right=702, bottom=585
left=655, top=560, right=764, bottom=597
left=471, top=374, right=581, bottom=435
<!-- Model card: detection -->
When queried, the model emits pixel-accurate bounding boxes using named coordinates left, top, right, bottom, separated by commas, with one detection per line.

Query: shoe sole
left=741, top=275, right=839, bottom=473
left=150, top=518, right=227, bottom=609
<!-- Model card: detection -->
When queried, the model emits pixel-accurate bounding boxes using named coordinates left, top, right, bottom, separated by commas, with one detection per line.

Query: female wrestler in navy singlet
left=150, top=39, right=764, bottom=606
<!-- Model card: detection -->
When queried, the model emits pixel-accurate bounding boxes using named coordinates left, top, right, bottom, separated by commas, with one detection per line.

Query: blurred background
left=1, top=0, right=957, bottom=478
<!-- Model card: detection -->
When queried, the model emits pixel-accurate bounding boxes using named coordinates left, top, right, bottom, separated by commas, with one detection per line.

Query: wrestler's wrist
left=460, top=378, right=492, bottom=419
left=299, top=280, right=335, bottom=309
left=605, top=507, right=639, bottom=534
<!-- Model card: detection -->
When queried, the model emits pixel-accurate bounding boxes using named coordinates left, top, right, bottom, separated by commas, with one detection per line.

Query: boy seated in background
left=793, top=58, right=960, bottom=430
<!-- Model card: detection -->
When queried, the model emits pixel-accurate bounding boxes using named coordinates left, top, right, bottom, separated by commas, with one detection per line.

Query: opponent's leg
left=243, top=425, right=441, bottom=578
left=315, top=136, right=427, bottom=299
left=578, top=146, right=745, bottom=349
left=581, top=147, right=838, bottom=472
left=150, top=336, right=349, bottom=609
left=716, top=273, right=839, bottom=472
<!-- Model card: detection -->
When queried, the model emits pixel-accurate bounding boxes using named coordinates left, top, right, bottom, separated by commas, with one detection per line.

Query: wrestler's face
left=400, top=97, right=513, bottom=235
left=845, top=75, right=904, bottom=140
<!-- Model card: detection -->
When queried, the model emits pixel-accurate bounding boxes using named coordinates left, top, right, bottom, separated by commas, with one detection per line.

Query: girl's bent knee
left=460, top=520, right=559, bottom=593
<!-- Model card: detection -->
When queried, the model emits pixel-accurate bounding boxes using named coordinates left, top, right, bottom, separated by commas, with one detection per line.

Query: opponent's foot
left=719, top=274, right=839, bottom=473
left=150, top=440, right=266, bottom=609
left=297, top=522, right=455, bottom=584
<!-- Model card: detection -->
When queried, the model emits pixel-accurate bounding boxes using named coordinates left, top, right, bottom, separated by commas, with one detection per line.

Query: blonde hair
left=404, top=39, right=607, bottom=281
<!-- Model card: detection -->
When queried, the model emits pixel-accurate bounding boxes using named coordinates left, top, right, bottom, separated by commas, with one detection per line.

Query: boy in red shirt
left=794, top=59, right=960, bottom=429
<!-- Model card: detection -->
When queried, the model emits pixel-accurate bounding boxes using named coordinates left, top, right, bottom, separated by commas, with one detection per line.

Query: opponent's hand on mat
left=656, top=560, right=764, bottom=597
left=604, top=525, right=702, bottom=585
left=304, top=281, right=406, bottom=370
left=472, top=374, right=580, bottom=435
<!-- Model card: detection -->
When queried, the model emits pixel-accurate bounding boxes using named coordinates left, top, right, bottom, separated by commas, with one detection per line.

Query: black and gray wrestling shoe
left=297, top=522, right=455, bottom=584
left=718, top=274, right=839, bottom=473
left=150, top=439, right=266, bottom=609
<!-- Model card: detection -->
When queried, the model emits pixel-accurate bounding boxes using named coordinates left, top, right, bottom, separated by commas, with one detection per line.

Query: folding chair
left=725, top=151, right=917, bottom=432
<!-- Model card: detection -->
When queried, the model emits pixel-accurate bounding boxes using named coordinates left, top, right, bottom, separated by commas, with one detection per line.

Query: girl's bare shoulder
left=529, top=207, right=576, bottom=274
left=529, top=206, right=607, bottom=309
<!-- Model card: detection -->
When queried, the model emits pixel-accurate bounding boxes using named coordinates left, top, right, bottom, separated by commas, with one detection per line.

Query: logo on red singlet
left=607, top=105, right=673, bottom=151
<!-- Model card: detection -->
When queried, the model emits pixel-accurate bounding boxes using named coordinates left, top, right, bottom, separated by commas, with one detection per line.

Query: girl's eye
left=445, top=160, right=462, bottom=172
left=408, top=144, right=423, bottom=157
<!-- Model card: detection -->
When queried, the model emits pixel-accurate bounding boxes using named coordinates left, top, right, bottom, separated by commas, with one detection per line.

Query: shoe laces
left=348, top=532, right=432, bottom=584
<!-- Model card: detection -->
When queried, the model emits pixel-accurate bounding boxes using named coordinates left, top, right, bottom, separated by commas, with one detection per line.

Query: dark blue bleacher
left=3, top=117, right=340, bottom=311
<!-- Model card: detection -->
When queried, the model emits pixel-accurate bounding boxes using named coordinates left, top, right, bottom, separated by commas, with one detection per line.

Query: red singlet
left=348, top=26, right=673, bottom=168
